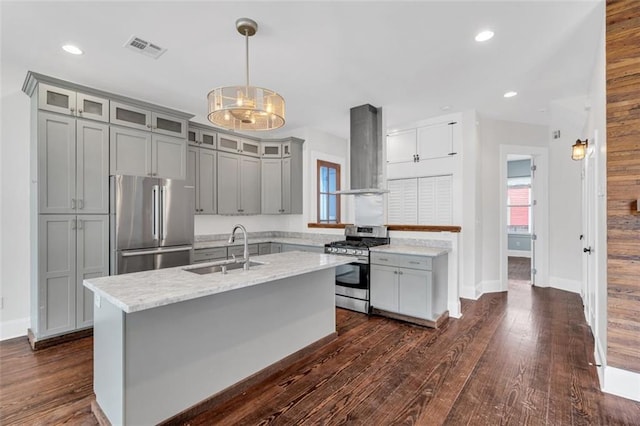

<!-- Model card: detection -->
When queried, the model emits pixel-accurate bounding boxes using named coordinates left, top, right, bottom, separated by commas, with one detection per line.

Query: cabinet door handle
left=78, top=109, right=83, bottom=115
left=409, top=261, right=420, bottom=265
left=71, top=198, right=76, bottom=209
left=147, top=124, right=152, bottom=128
left=379, top=257, right=389, bottom=261
left=393, top=270, right=398, bottom=274
left=415, top=154, right=420, bottom=162
left=399, top=271, right=403, bottom=275
left=77, top=219, right=83, bottom=230
left=71, top=219, right=77, bottom=230
left=70, top=107, right=75, bottom=115
left=78, top=199, right=84, bottom=210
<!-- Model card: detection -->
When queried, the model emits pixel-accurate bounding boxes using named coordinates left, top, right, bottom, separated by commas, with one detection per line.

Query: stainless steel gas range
left=324, top=225, right=389, bottom=313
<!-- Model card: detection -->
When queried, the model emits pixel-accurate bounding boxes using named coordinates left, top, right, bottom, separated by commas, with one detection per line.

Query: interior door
left=583, top=145, right=596, bottom=327
left=530, top=158, right=537, bottom=285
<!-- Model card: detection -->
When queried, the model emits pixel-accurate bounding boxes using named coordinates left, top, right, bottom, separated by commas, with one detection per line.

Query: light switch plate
left=94, top=293, right=101, bottom=308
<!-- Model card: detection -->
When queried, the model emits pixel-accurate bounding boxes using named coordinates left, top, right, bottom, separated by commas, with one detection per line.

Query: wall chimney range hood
left=335, top=104, right=389, bottom=195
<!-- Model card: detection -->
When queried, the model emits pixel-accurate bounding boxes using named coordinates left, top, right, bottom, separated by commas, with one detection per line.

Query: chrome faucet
left=228, top=224, right=250, bottom=270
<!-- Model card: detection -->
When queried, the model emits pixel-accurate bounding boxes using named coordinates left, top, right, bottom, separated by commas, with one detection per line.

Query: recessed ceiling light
left=62, top=44, right=83, bottom=55
left=475, top=30, right=494, bottom=42
left=504, top=91, right=518, bottom=98
left=441, top=105, right=451, bottom=111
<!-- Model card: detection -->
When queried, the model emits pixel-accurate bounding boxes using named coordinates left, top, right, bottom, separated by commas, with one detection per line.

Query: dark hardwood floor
left=508, top=256, right=531, bottom=283
left=2, top=282, right=639, bottom=425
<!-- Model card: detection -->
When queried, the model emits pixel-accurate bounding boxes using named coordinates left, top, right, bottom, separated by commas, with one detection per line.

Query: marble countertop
left=194, top=237, right=333, bottom=250
left=369, top=245, right=450, bottom=257
left=84, top=252, right=353, bottom=314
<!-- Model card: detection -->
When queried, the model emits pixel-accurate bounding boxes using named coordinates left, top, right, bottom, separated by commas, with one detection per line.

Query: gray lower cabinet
left=110, top=126, right=187, bottom=179
left=281, top=243, right=324, bottom=253
left=38, top=113, right=109, bottom=214
left=188, top=147, right=217, bottom=214
left=192, top=247, right=227, bottom=264
left=217, top=152, right=260, bottom=215
left=36, top=214, right=109, bottom=338
left=370, top=252, right=447, bottom=322
left=228, top=244, right=259, bottom=258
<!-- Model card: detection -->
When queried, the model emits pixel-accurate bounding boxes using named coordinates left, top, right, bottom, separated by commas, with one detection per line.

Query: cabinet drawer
left=228, top=244, right=259, bottom=258
left=192, top=247, right=227, bottom=263
left=370, top=252, right=432, bottom=270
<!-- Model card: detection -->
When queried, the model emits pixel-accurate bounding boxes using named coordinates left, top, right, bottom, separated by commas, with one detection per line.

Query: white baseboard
left=508, top=250, right=531, bottom=258
left=603, top=366, right=640, bottom=402
left=548, top=276, right=581, bottom=294
left=0, top=317, right=29, bottom=341
left=595, top=338, right=606, bottom=388
left=481, top=280, right=503, bottom=294
left=459, top=284, right=481, bottom=300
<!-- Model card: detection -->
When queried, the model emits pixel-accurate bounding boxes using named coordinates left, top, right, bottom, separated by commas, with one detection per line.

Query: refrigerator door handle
left=121, top=245, right=193, bottom=257
left=152, top=184, right=160, bottom=240
left=161, top=185, right=167, bottom=242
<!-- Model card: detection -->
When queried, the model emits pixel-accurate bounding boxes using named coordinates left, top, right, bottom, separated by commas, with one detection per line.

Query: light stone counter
left=84, top=251, right=352, bottom=314
left=193, top=236, right=335, bottom=250
left=370, top=244, right=450, bottom=257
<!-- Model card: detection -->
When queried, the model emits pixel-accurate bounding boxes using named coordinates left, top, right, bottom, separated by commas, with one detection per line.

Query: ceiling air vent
left=124, top=36, right=167, bottom=59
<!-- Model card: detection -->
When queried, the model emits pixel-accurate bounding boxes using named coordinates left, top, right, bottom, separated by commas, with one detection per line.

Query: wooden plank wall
left=606, top=0, right=640, bottom=373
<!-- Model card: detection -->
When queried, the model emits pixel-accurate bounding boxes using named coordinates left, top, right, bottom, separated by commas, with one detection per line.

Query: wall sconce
left=571, top=139, right=588, bottom=161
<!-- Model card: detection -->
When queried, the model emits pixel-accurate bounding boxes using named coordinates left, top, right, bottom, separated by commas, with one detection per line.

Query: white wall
left=477, top=118, right=548, bottom=290
left=1, top=66, right=32, bottom=339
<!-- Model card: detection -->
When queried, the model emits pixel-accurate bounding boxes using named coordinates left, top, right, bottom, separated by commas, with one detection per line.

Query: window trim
left=316, top=160, right=341, bottom=224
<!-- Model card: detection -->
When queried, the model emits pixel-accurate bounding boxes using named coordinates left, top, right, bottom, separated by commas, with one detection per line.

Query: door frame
left=499, top=145, right=549, bottom=291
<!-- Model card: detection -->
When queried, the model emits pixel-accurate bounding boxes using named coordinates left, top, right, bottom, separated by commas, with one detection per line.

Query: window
left=507, top=176, right=531, bottom=233
left=317, top=160, right=340, bottom=223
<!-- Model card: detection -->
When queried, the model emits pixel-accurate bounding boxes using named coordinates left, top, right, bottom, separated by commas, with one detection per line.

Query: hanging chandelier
left=207, top=18, right=285, bottom=131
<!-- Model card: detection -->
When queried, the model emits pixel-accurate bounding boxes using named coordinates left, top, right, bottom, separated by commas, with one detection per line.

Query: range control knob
left=339, top=248, right=347, bottom=254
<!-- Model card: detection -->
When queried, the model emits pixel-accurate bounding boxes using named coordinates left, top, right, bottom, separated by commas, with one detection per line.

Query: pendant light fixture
left=571, top=139, right=588, bottom=160
left=208, top=18, right=285, bottom=131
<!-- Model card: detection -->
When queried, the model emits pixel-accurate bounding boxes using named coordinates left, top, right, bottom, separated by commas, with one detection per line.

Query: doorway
left=499, top=145, right=549, bottom=291
left=506, top=156, right=533, bottom=285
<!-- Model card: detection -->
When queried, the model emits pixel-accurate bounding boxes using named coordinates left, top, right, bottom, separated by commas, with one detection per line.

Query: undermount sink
left=184, top=261, right=264, bottom=275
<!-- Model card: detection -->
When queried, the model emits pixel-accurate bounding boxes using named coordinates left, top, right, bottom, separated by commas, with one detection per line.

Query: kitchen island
left=84, top=251, right=352, bottom=425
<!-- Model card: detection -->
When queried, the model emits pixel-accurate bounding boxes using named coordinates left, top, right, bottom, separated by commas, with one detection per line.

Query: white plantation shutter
left=435, top=175, right=452, bottom=224
left=417, top=177, right=436, bottom=224
left=387, top=179, right=418, bottom=224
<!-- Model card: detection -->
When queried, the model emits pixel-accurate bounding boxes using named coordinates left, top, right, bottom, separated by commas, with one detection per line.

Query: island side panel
left=93, top=295, right=125, bottom=425
left=433, top=253, right=449, bottom=317
left=123, top=269, right=335, bottom=425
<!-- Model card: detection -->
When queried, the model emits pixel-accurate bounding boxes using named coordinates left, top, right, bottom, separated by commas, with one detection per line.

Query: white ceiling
left=1, top=1, right=604, bottom=139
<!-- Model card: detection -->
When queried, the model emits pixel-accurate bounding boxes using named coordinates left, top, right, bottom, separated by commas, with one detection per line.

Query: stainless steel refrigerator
left=110, top=175, right=194, bottom=274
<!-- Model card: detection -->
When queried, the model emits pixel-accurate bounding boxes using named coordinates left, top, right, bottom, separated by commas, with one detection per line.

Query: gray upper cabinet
left=261, top=158, right=283, bottom=214
left=38, top=83, right=109, bottom=122
left=110, top=101, right=187, bottom=138
left=188, top=126, right=217, bottom=150
left=260, top=138, right=303, bottom=214
left=76, top=120, right=110, bottom=214
left=110, top=126, right=153, bottom=177
left=38, top=113, right=109, bottom=214
left=217, top=152, right=260, bottom=215
left=37, top=214, right=108, bottom=338
left=188, top=146, right=217, bottom=214
left=110, top=101, right=150, bottom=131
left=218, top=134, right=260, bottom=157
left=110, top=127, right=186, bottom=179
left=153, top=133, right=187, bottom=179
